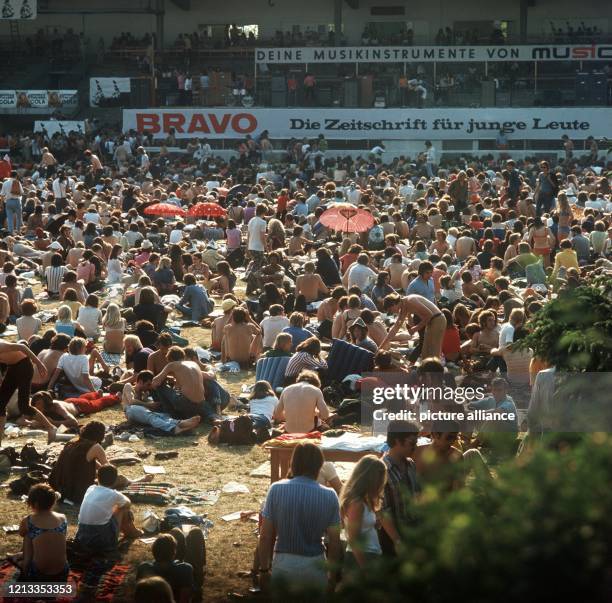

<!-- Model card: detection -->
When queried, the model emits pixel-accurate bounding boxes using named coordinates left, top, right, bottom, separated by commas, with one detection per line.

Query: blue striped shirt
left=406, top=276, right=435, bottom=302
left=262, top=476, right=340, bottom=556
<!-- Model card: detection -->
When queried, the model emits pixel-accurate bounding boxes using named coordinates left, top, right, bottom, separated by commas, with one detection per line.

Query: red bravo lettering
left=135, top=112, right=257, bottom=136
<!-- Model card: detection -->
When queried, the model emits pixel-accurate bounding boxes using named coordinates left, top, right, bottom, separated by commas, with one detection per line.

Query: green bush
left=337, top=434, right=612, bottom=602
left=516, top=285, right=612, bottom=371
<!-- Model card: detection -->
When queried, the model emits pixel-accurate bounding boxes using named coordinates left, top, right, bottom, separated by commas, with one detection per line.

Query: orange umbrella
left=188, top=202, right=227, bottom=218
left=144, top=203, right=186, bottom=217
left=319, top=205, right=374, bottom=233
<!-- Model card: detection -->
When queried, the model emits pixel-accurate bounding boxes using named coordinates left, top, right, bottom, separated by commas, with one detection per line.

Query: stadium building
left=1, top=0, right=611, bottom=160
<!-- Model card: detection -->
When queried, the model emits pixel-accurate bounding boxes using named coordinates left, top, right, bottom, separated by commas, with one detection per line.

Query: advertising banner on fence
left=0, top=0, right=36, bottom=19
left=34, top=121, right=86, bottom=137
left=0, top=90, right=77, bottom=110
left=256, top=44, right=612, bottom=64
left=123, top=107, right=612, bottom=141
left=90, top=77, right=131, bottom=107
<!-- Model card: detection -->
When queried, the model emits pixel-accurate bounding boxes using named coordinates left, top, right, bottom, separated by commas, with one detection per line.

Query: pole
left=534, top=60, right=538, bottom=94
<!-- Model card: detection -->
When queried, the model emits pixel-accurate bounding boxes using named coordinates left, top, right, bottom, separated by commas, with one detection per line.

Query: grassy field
left=0, top=286, right=273, bottom=602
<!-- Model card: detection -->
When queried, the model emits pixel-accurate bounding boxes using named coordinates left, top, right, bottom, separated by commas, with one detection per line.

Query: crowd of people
left=0, top=122, right=610, bottom=600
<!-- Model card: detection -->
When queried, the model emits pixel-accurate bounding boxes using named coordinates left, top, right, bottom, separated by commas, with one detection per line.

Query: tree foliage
left=516, top=285, right=612, bottom=371
left=333, top=435, right=612, bottom=603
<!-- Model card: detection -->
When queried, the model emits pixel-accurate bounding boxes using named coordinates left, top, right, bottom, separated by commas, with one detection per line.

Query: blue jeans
left=5, top=198, right=22, bottom=233
left=125, top=404, right=179, bottom=433
left=426, top=162, right=436, bottom=178
left=249, top=414, right=271, bottom=429
left=176, top=302, right=206, bottom=322
left=154, top=380, right=230, bottom=422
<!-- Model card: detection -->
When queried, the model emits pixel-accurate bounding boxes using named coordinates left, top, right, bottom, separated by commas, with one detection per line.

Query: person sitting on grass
left=221, top=306, right=262, bottom=366
left=136, top=533, right=195, bottom=603
left=54, top=304, right=85, bottom=339
left=152, top=346, right=231, bottom=423
left=75, top=464, right=143, bottom=553
left=16, top=299, right=42, bottom=341
left=11, top=484, right=69, bottom=583
left=175, top=273, right=213, bottom=323
left=121, top=370, right=201, bottom=436
left=47, top=337, right=110, bottom=394
left=262, top=332, right=293, bottom=358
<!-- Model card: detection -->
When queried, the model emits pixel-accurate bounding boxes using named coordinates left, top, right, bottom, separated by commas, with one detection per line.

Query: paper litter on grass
left=143, top=465, right=166, bottom=475
left=250, top=462, right=271, bottom=477
left=221, top=511, right=258, bottom=522
left=222, top=481, right=250, bottom=494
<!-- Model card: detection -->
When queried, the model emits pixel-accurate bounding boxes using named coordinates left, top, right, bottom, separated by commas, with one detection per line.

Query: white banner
left=34, top=121, right=86, bottom=137
left=0, top=0, right=36, bottom=19
left=256, top=44, right=612, bottom=64
left=0, top=89, right=77, bottom=109
left=122, top=107, right=612, bottom=141
left=90, top=77, right=131, bottom=107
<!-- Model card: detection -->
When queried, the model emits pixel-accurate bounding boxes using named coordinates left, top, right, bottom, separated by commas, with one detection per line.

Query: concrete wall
left=4, top=0, right=611, bottom=45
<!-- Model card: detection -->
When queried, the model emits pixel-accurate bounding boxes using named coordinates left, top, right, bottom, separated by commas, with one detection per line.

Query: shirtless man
left=471, top=311, right=500, bottom=355
left=455, top=231, right=477, bottom=262
left=461, top=269, right=489, bottom=301
left=40, top=147, right=57, bottom=175
left=380, top=293, right=447, bottom=359
left=221, top=307, right=261, bottom=366
left=146, top=332, right=173, bottom=375
left=414, top=420, right=490, bottom=491
left=211, top=298, right=236, bottom=351
left=0, top=341, right=57, bottom=445
left=295, top=262, right=328, bottom=303
left=32, top=333, right=71, bottom=390
left=151, top=346, right=227, bottom=422
left=316, top=287, right=345, bottom=323
left=122, top=370, right=200, bottom=435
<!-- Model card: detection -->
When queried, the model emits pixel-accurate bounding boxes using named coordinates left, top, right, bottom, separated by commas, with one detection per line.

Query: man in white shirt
left=260, top=305, right=290, bottom=348
left=51, top=172, right=74, bottom=203
left=344, top=253, right=377, bottom=291
left=247, top=203, right=267, bottom=259
left=75, top=464, right=142, bottom=551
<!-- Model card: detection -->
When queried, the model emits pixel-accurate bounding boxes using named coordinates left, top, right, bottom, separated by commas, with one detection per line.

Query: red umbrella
left=188, top=202, right=227, bottom=218
left=319, top=205, right=374, bottom=233
left=144, top=203, right=186, bottom=217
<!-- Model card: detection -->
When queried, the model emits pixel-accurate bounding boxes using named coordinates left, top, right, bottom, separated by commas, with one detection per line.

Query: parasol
left=144, top=203, right=186, bottom=217
left=225, top=184, right=250, bottom=201
left=188, top=202, right=227, bottom=218
left=319, top=205, right=375, bottom=233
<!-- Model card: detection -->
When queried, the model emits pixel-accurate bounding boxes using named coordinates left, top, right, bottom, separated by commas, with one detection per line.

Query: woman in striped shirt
left=285, top=337, right=328, bottom=381
left=44, top=253, right=68, bottom=298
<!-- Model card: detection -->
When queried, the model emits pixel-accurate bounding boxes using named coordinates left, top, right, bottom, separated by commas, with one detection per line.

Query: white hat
left=141, top=240, right=153, bottom=249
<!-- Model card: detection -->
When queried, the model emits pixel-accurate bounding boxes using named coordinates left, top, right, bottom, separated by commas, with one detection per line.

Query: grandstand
left=1, top=0, right=611, bottom=160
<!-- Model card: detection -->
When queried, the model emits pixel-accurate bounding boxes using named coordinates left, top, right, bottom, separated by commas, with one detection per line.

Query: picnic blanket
left=320, top=432, right=386, bottom=453
left=122, top=483, right=173, bottom=505
left=0, top=560, right=130, bottom=603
